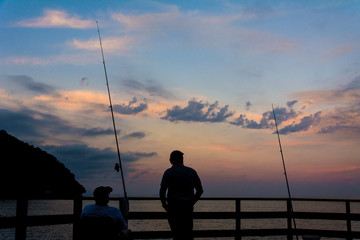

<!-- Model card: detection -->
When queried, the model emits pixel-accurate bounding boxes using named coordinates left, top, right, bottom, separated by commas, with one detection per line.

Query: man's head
left=93, top=186, right=112, bottom=205
left=170, top=150, right=184, bottom=165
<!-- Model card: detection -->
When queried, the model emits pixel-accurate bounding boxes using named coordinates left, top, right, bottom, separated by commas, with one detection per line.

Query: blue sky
left=1, top=0, right=360, bottom=197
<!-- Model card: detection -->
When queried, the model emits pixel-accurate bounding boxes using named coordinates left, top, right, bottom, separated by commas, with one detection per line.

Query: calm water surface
left=1, top=199, right=359, bottom=240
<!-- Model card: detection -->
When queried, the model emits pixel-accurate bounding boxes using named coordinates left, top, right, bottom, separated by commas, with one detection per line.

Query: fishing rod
left=96, top=21, right=129, bottom=215
left=272, top=104, right=298, bottom=240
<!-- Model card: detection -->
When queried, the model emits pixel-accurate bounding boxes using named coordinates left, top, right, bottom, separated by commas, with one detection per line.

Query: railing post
left=119, top=197, right=125, bottom=215
left=119, top=197, right=129, bottom=223
left=15, top=197, right=28, bottom=240
left=73, top=195, right=83, bottom=240
left=235, top=199, right=241, bottom=240
left=346, top=200, right=352, bottom=240
left=286, top=199, right=292, bottom=240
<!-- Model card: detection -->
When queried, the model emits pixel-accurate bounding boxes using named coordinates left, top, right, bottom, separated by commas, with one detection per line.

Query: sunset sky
left=1, top=0, right=359, bottom=198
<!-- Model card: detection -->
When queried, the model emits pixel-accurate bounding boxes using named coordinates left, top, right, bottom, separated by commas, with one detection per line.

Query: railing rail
left=1, top=197, right=360, bottom=239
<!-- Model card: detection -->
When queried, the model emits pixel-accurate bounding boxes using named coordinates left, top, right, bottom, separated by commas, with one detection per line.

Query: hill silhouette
left=0, top=130, right=85, bottom=197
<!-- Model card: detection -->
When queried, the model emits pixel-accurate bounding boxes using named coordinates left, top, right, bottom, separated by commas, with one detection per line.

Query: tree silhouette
left=0, top=130, right=85, bottom=197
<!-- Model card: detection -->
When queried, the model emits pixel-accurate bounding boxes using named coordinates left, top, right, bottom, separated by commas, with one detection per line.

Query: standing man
left=160, top=150, right=204, bottom=240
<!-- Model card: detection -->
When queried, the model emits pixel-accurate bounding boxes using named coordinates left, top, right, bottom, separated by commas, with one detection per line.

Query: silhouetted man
left=80, top=186, right=128, bottom=240
left=160, top=150, right=203, bottom=240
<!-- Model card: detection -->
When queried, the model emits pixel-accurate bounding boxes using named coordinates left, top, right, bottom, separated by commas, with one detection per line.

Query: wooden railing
left=1, top=197, right=360, bottom=239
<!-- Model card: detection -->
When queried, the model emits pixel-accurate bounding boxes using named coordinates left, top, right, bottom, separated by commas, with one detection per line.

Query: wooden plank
left=295, top=212, right=348, bottom=220
left=26, top=214, right=75, bottom=226
left=130, top=229, right=360, bottom=239
left=128, top=212, right=167, bottom=219
left=131, top=229, right=291, bottom=239
left=131, top=230, right=172, bottom=239
left=238, top=211, right=288, bottom=219
left=128, top=211, right=360, bottom=221
left=127, top=211, right=289, bottom=220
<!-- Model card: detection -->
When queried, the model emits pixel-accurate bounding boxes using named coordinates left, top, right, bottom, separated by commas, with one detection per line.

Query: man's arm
left=114, top=208, right=128, bottom=230
left=193, top=170, right=203, bottom=205
left=159, top=185, right=168, bottom=211
left=117, top=218, right=127, bottom=230
left=193, top=184, right=203, bottom=205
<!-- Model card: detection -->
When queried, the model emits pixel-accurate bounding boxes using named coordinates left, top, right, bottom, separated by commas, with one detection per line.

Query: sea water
left=1, top=199, right=360, bottom=240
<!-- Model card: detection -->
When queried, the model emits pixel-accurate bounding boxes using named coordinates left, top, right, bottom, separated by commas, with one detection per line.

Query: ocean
left=1, top=199, right=359, bottom=240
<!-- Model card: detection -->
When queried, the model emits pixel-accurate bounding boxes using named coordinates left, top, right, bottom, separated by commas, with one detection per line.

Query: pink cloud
left=70, top=36, right=134, bottom=54
left=16, top=9, right=93, bottom=29
left=0, top=53, right=98, bottom=66
left=290, top=76, right=360, bottom=135
left=322, top=44, right=358, bottom=59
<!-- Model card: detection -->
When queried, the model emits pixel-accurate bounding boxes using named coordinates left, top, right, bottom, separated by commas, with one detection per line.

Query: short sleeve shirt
left=80, top=204, right=127, bottom=229
left=161, top=165, right=202, bottom=201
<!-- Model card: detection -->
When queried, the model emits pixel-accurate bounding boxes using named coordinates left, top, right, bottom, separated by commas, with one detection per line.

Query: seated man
left=79, top=186, right=128, bottom=240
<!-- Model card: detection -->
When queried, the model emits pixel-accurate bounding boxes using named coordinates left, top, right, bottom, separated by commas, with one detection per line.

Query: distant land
left=0, top=130, right=85, bottom=197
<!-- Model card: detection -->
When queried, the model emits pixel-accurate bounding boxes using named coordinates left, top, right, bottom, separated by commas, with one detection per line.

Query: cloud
left=111, top=4, right=266, bottom=32
left=291, top=76, right=360, bottom=135
left=0, top=106, right=156, bottom=191
left=0, top=108, right=71, bottom=139
left=110, top=6, right=295, bottom=54
left=323, top=44, right=358, bottom=59
left=287, top=100, right=298, bottom=108
left=317, top=106, right=360, bottom=135
left=271, top=106, right=299, bottom=123
left=0, top=108, right=116, bottom=142
left=230, top=113, right=268, bottom=129
left=111, top=8, right=197, bottom=31
left=318, top=125, right=360, bottom=134
left=122, top=132, right=146, bottom=139
left=2, top=75, right=55, bottom=94
left=229, top=104, right=326, bottom=135
left=42, top=144, right=157, bottom=179
left=231, top=106, right=299, bottom=129
left=293, top=75, right=360, bottom=106
left=32, top=90, right=108, bottom=113
left=82, top=128, right=120, bottom=137
left=121, top=151, right=157, bottom=162
left=278, top=111, right=322, bottom=135
left=70, top=36, right=134, bottom=54
left=16, top=9, right=93, bottom=29
left=113, top=97, right=148, bottom=115
left=121, top=79, right=175, bottom=99
left=343, top=75, right=360, bottom=91
left=274, top=78, right=359, bottom=135
left=162, top=99, right=234, bottom=123
left=0, top=53, right=99, bottom=66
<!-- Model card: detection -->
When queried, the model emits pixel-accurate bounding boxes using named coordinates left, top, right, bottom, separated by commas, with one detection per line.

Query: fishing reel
left=114, top=163, right=120, bottom=172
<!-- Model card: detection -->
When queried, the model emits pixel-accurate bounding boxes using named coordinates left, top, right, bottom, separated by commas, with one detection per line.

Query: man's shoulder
left=104, top=205, right=121, bottom=213
left=183, top=165, right=197, bottom=173
left=163, top=165, right=198, bottom=176
left=165, top=167, right=173, bottom=171
left=163, top=167, right=173, bottom=174
left=111, top=206, right=121, bottom=211
left=183, top=165, right=194, bottom=170
left=83, top=204, right=119, bottom=212
left=83, top=204, right=96, bottom=211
